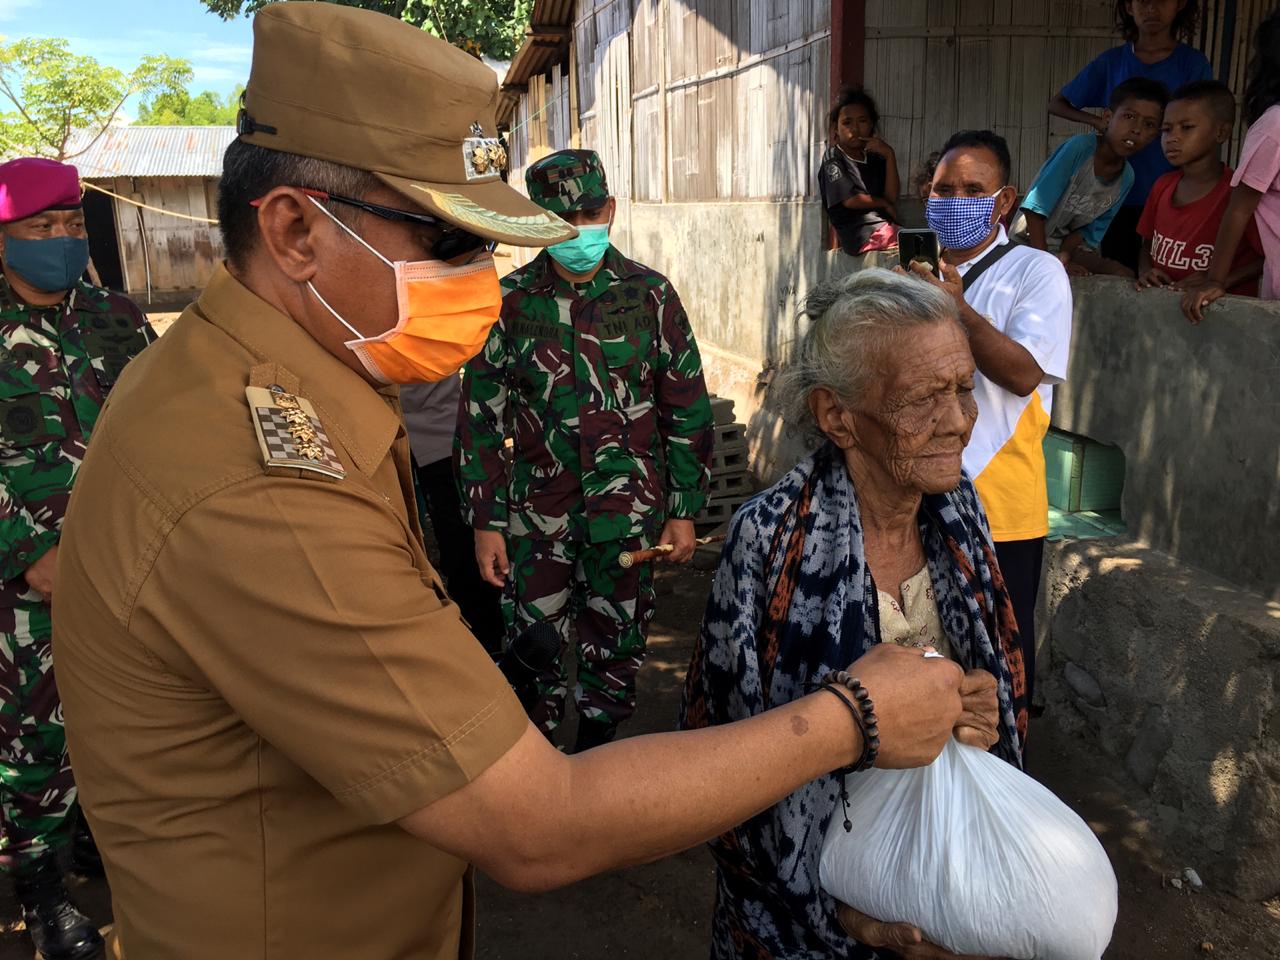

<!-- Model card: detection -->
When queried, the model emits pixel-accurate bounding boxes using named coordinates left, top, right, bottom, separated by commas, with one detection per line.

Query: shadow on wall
left=1054, top=278, right=1280, bottom=601
left=1043, top=537, right=1280, bottom=901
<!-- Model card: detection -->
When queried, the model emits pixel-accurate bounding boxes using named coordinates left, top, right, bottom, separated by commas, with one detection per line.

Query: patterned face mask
left=925, top=192, right=1004, bottom=251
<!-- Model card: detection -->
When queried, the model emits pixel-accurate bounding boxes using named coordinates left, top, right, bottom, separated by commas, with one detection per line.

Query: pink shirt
left=1234, top=104, right=1280, bottom=299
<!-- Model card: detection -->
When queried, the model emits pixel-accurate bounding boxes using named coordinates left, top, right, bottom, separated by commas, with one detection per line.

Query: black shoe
left=572, top=719, right=618, bottom=754
left=71, top=812, right=105, bottom=879
left=14, top=856, right=104, bottom=960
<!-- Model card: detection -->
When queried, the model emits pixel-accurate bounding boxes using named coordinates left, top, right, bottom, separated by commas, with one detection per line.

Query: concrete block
left=708, top=395, right=736, bottom=425
left=1044, top=538, right=1280, bottom=900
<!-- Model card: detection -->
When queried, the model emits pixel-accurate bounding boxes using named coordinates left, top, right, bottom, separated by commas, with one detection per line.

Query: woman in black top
left=818, top=87, right=901, bottom=255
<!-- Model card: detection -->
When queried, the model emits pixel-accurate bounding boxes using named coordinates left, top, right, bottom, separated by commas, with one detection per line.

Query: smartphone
left=898, top=228, right=940, bottom=278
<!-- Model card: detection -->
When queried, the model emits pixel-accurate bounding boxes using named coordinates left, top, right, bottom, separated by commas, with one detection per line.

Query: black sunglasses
left=254, top=187, right=496, bottom=262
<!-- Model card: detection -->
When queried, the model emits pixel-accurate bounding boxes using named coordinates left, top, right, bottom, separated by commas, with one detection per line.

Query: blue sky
left=1, top=0, right=254, bottom=114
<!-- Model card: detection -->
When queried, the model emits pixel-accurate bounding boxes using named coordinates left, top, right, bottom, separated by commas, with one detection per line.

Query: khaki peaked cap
left=240, top=1, right=574, bottom=247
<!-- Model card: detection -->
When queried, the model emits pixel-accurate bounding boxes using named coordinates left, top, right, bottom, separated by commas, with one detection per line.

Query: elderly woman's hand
left=837, top=904, right=1007, bottom=959
left=953, top=669, right=1000, bottom=750
left=845, top=643, right=963, bottom=769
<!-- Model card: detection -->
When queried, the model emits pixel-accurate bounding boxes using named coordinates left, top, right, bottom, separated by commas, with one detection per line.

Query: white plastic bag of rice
left=819, top=738, right=1117, bottom=960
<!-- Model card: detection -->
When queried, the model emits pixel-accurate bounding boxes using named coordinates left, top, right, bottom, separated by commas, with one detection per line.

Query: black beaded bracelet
left=817, top=670, right=881, bottom=832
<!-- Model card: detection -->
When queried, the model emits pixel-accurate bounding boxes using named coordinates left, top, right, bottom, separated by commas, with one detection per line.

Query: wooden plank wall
left=582, top=0, right=830, bottom=203
left=1197, top=0, right=1275, bottom=165
left=506, top=67, right=574, bottom=192
left=108, top=176, right=223, bottom=296
left=863, top=0, right=1117, bottom=196
left=506, top=0, right=1274, bottom=212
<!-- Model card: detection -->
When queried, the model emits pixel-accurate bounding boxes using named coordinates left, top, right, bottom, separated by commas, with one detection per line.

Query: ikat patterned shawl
left=679, top=441, right=1026, bottom=959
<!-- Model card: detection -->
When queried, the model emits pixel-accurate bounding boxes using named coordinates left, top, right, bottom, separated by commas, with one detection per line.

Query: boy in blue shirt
left=1048, top=0, right=1211, bottom=270
left=1013, top=77, right=1168, bottom=277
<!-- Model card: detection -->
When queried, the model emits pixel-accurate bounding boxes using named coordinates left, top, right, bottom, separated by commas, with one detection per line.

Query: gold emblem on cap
left=463, top=122, right=507, bottom=181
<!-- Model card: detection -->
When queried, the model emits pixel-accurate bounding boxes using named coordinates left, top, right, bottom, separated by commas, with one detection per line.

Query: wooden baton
left=618, top=535, right=726, bottom=568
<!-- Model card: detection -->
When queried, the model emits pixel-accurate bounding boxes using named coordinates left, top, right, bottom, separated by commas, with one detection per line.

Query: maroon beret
left=0, top=158, right=82, bottom=223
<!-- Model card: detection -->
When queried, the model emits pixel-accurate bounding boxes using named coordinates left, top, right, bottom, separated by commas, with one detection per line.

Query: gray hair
left=776, top=268, right=960, bottom=441
left=217, top=139, right=380, bottom=270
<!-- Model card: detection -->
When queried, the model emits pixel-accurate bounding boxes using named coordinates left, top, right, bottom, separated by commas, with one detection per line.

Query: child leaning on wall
left=1011, top=77, right=1168, bottom=278
left=1183, top=11, right=1280, bottom=321
left=1135, top=80, right=1264, bottom=297
left=1049, top=1, right=1211, bottom=271
left=819, top=86, right=900, bottom=256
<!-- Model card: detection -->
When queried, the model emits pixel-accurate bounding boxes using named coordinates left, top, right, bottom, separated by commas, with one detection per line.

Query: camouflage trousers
left=505, top=536, right=656, bottom=735
left=0, top=600, right=76, bottom=871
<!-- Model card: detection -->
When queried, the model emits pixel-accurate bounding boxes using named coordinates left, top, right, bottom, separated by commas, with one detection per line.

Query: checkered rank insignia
left=246, top=385, right=345, bottom=481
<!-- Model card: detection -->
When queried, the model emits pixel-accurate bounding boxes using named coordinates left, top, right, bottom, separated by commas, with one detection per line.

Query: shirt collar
left=194, top=264, right=401, bottom=476
left=955, top=224, right=1010, bottom=275
left=0, top=272, right=100, bottom=314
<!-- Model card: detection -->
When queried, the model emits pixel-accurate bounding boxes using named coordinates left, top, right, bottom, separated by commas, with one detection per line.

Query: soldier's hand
left=845, top=642, right=962, bottom=769
left=23, top=545, right=58, bottom=602
left=474, top=530, right=509, bottom=588
left=657, top=518, right=696, bottom=564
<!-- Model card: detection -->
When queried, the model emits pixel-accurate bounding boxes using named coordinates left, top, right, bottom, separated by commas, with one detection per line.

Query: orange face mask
left=307, top=198, right=502, bottom=384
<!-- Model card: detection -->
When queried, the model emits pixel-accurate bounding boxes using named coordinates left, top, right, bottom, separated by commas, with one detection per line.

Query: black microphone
left=498, top=621, right=561, bottom=716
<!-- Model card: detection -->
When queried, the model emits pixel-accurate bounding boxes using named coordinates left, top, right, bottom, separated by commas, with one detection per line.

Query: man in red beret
left=0, top=156, right=152, bottom=959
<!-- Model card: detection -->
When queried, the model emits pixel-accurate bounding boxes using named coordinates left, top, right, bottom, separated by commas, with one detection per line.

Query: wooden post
left=829, top=0, right=866, bottom=96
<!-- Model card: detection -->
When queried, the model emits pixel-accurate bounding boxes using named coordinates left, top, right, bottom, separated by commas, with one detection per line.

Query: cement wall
left=1044, top=538, right=1280, bottom=900
left=1053, top=279, right=1280, bottom=601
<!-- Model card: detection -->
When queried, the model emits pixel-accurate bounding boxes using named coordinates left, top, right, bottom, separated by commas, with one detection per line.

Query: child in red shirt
left=1137, top=80, right=1264, bottom=295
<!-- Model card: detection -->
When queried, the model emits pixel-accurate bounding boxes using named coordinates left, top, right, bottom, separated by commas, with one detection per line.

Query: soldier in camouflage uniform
left=458, top=149, right=714, bottom=752
left=0, top=158, right=152, bottom=959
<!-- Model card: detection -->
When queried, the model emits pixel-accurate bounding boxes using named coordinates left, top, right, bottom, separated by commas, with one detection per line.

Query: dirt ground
left=1, top=546, right=1276, bottom=958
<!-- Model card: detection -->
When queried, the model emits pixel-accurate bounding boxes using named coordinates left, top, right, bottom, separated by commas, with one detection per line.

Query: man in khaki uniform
left=52, top=5, right=979, bottom=959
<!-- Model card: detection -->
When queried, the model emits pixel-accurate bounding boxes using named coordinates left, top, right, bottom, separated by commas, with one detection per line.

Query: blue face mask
left=3, top=235, right=91, bottom=293
left=546, top=224, right=610, bottom=274
left=924, top=192, right=1003, bottom=251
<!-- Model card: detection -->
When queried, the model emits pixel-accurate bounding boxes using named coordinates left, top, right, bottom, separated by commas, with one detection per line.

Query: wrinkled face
left=836, top=104, right=876, bottom=150
left=1105, top=97, right=1165, bottom=156
left=1161, top=97, right=1228, bottom=165
left=849, top=320, right=978, bottom=494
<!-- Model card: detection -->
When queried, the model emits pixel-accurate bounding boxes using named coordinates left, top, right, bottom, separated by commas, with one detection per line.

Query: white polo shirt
left=958, top=226, right=1073, bottom=542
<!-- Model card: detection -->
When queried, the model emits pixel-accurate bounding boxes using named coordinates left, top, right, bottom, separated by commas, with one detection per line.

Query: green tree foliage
left=200, top=0, right=534, bottom=61
left=136, top=85, right=244, bottom=126
left=0, top=38, right=191, bottom=160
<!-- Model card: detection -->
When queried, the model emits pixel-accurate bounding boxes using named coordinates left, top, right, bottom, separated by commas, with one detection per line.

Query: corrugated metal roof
left=499, top=0, right=575, bottom=125
left=67, top=126, right=237, bottom=180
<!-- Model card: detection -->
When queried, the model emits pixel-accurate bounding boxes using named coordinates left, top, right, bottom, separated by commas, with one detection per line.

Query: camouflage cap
left=525, top=150, right=610, bottom=214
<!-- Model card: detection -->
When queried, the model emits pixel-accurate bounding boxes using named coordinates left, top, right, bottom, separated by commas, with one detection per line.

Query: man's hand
left=656, top=518, right=696, bottom=564
left=847, top=643, right=963, bottom=769
left=1136, top=266, right=1173, bottom=289
left=907, top=259, right=964, bottom=310
left=1181, top=280, right=1226, bottom=324
left=837, top=905, right=1004, bottom=959
left=23, top=545, right=57, bottom=602
left=953, top=669, right=1000, bottom=750
left=474, top=529, right=510, bottom=587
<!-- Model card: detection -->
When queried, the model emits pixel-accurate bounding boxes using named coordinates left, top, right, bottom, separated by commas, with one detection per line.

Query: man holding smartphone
left=907, top=129, right=1074, bottom=726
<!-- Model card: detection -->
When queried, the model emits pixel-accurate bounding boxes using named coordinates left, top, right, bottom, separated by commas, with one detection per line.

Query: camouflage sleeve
left=455, top=312, right=510, bottom=530
left=0, top=475, right=58, bottom=581
left=655, top=287, right=714, bottom=519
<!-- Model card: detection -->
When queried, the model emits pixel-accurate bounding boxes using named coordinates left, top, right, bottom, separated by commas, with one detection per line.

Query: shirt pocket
left=81, top=316, right=147, bottom=393
left=0, top=342, right=65, bottom=449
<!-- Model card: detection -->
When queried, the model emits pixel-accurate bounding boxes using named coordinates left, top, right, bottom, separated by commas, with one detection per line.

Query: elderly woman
left=680, top=269, right=1027, bottom=960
